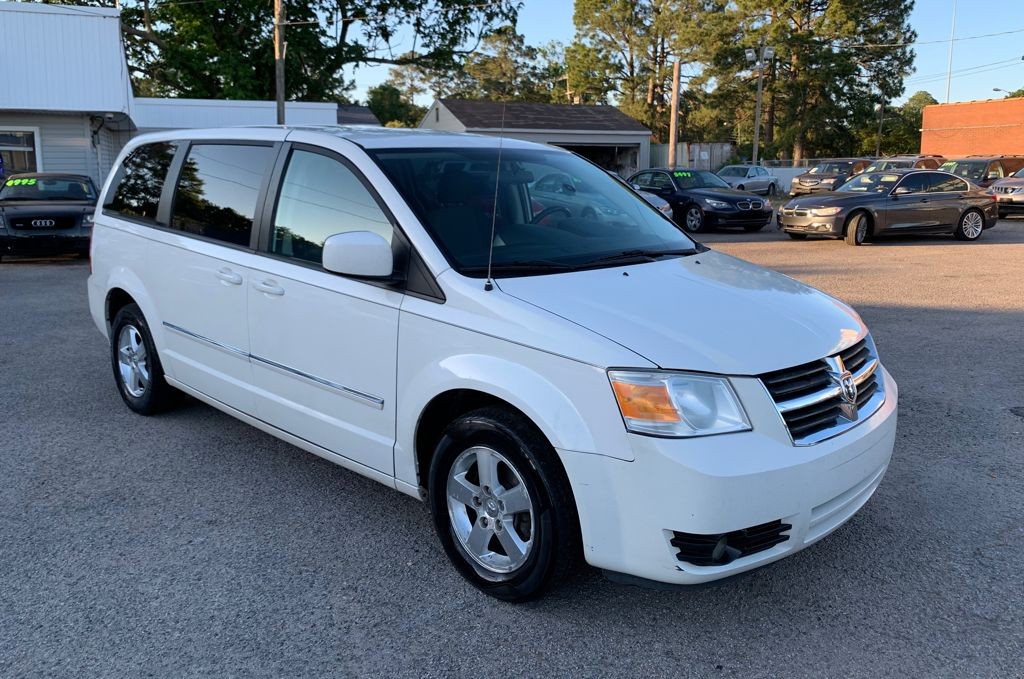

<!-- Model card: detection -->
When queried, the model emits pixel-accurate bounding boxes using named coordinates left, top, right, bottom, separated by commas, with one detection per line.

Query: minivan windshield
left=0, top=175, right=96, bottom=201
left=370, top=147, right=697, bottom=276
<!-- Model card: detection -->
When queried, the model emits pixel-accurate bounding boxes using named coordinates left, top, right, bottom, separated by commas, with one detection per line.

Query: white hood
left=496, top=250, right=866, bottom=375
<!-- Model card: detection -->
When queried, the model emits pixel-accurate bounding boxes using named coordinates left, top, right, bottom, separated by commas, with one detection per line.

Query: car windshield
left=0, top=176, right=96, bottom=201
left=369, top=147, right=697, bottom=276
left=836, top=172, right=902, bottom=193
left=865, top=160, right=911, bottom=172
left=671, top=170, right=731, bottom=189
left=939, top=161, right=987, bottom=182
left=718, top=166, right=748, bottom=177
left=808, top=162, right=852, bottom=175
left=1013, top=167, right=1024, bottom=178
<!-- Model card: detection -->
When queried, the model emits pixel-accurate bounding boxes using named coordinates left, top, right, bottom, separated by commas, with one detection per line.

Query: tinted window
left=104, top=142, right=176, bottom=222
left=837, top=172, right=901, bottom=193
left=939, top=160, right=987, bottom=182
left=370, top=147, right=695, bottom=276
left=671, top=170, right=730, bottom=189
left=1, top=175, right=96, bottom=201
left=271, top=150, right=392, bottom=265
left=928, top=174, right=969, bottom=193
left=171, top=144, right=273, bottom=247
left=895, top=173, right=930, bottom=194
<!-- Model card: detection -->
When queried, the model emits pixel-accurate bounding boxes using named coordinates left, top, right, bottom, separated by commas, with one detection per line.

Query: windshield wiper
left=591, top=248, right=700, bottom=264
left=460, top=260, right=579, bottom=274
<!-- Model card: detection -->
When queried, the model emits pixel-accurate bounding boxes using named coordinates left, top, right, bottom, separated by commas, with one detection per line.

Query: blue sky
left=348, top=0, right=1024, bottom=106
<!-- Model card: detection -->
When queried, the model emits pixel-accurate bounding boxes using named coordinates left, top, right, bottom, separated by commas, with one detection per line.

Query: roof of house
left=439, top=99, right=650, bottom=133
left=0, top=2, right=133, bottom=115
left=337, top=105, right=381, bottom=126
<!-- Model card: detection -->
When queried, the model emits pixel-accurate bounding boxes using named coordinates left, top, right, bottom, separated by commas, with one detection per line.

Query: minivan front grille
left=760, top=337, right=885, bottom=445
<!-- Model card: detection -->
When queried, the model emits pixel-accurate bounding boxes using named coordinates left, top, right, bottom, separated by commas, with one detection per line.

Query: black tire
left=110, top=303, right=176, bottom=414
left=681, top=204, right=706, bottom=233
left=767, top=183, right=777, bottom=197
left=743, top=222, right=766, bottom=232
left=737, top=184, right=745, bottom=191
left=954, top=209, right=985, bottom=241
left=427, top=406, right=579, bottom=602
left=844, top=211, right=870, bottom=246
left=787, top=232, right=808, bottom=240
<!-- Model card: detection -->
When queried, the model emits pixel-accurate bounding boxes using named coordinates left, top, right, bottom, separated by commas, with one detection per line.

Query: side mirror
left=322, top=231, right=393, bottom=278
left=892, top=186, right=912, bottom=196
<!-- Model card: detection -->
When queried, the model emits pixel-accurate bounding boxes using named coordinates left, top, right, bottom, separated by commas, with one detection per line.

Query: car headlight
left=703, top=198, right=731, bottom=209
left=809, top=207, right=842, bottom=217
left=82, top=213, right=95, bottom=228
left=608, top=370, right=751, bottom=437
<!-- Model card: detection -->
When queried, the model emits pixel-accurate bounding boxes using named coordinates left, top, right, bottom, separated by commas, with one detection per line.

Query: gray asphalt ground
left=2, top=223, right=1023, bottom=678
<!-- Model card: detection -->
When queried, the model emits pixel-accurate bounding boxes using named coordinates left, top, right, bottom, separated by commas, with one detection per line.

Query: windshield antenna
left=483, top=102, right=507, bottom=292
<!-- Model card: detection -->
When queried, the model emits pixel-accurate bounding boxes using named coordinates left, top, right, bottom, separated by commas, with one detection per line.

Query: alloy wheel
left=446, top=446, right=535, bottom=574
left=961, top=211, right=984, bottom=239
left=117, top=324, right=150, bottom=398
left=685, top=206, right=703, bottom=232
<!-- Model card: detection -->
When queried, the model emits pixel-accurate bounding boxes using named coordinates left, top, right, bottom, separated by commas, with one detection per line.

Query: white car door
left=147, top=141, right=278, bottom=412
left=246, top=144, right=402, bottom=475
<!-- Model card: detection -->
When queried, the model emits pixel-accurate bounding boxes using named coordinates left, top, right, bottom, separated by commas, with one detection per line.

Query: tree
left=38, top=0, right=518, bottom=100
left=854, top=90, right=937, bottom=156
left=366, top=83, right=425, bottom=127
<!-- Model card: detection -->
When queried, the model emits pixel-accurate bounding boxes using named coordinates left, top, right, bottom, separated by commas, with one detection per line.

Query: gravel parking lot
left=2, top=224, right=1022, bottom=677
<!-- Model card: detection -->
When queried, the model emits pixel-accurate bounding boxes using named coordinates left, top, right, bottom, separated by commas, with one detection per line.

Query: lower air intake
left=670, top=520, right=792, bottom=567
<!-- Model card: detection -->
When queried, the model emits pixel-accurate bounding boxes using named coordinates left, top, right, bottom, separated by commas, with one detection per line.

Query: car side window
left=170, top=144, right=274, bottom=247
left=648, top=172, right=674, bottom=190
left=632, top=172, right=654, bottom=189
left=928, top=174, right=968, bottom=193
left=104, top=142, right=177, bottom=223
left=270, top=149, right=393, bottom=266
left=895, top=173, right=931, bottom=194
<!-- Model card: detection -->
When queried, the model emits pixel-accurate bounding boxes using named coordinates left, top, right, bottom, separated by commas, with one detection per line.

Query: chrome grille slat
left=760, top=337, right=886, bottom=446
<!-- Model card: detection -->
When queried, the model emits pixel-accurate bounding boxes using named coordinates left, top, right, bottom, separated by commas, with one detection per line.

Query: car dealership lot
left=2, top=226, right=1022, bottom=677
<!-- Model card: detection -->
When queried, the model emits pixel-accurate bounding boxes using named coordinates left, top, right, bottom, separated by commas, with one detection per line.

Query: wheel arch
left=843, top=208, right=874, bottom=236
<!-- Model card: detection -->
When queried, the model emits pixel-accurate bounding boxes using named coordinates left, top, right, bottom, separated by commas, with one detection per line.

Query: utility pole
left=746, top=43, right=774, bottom=166
left=667, top=61, right=681, bottom=169
left=945, top=0, right=957, bottom=103
left=274, top=0, right=286, bottom=125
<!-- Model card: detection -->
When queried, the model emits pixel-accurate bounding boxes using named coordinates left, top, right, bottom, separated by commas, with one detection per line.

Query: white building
left=420, top=99, right=652, bottom=175
left=0, top=2, right=338, bottom=184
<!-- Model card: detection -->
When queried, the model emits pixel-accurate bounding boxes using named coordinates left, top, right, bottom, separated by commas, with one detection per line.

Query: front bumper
left=0, top=232, right=90, bottom=255
left=558, top=367, right=898, bottom=585
left=705, top=208, right=773, bottom=228
left=778, top=211, right=843, bottom=236
left=994, top=193, right=1024, bottom=214
left=789, top=184, right=837, bottom=197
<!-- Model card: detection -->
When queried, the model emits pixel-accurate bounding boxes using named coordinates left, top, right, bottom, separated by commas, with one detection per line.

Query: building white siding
left=0, top=3, right=132, bottom=116
left=0, top=112, right=107, bottom=181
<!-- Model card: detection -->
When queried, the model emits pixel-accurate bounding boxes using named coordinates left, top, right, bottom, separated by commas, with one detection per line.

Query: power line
left=852, top=26, right=1024, bottom=49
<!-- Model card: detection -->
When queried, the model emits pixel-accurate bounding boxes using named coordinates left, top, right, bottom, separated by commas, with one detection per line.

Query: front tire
left=954, top=209, right=985, bottom=241
left=844, top=211, right=870, bottom=246
left=681, top=204, right=706, bottom=233
left=427, top=407, right=579, bottom=602
left=110, top=304, right=176, bottom=414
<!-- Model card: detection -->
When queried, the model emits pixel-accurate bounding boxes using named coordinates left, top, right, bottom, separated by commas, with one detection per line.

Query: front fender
left=394, top=352, right=634, bottom=489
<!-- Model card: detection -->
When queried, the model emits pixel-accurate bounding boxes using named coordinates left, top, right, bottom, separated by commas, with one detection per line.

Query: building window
left=0, top=130, right=39, bottom=179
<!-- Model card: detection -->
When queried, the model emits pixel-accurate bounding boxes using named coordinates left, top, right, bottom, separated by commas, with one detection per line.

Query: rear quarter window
left=103, top=142, right=177, bottom=222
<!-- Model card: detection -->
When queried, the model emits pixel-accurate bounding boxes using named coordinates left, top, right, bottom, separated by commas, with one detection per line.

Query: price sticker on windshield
left=5, top=178, right=36, bottom=186
left=673, top=171, right=692, bottom=178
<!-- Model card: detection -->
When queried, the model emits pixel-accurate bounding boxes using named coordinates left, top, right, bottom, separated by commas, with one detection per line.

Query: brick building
left=920, top=97, right=1024, bottom=156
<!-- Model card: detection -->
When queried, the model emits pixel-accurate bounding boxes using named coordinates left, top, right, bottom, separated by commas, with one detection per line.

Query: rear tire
left=844, top=211, right=870, bottom=246
left=954, top=209, right=985, bottom=241
left=110, top=304, right=176, bottom=415
left=427, top=406, right=579, bottom=602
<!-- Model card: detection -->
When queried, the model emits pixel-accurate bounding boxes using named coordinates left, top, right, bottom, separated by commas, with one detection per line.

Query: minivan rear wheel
left=110, top=304, right=175, bottom=414
left=427, top=406, right=579, bottom=602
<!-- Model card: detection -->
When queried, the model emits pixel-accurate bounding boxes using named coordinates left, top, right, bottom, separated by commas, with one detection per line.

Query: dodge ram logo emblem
left=826, top=356, right=858, bottom=421
left=31, top=219, right=56, bottom=227
left=838, top=371, right=857, bottom=404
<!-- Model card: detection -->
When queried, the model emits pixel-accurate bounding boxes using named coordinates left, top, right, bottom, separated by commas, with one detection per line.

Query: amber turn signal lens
left=611, top=381, right=681, bottom=422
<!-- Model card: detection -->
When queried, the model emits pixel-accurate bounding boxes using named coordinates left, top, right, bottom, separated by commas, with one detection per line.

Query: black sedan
left=627, top=168, right=773, bottom=233
left=777, top=169, right=998, bottom=246
left=789, top=159, right=870, bottom=196
left=0, top=173, right=98, bottom=260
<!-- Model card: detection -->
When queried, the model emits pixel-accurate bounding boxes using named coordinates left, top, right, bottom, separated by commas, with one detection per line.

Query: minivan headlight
left=608, top=370, right=751, bottom=437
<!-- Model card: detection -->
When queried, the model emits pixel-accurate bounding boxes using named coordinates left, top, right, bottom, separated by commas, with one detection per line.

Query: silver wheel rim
left=685, top=207, right=702, bottom=231
left=446, top=446, right=534, bottom=574
left=962, top=211, right=983, bottom=238
left=117, top=324, right=150, bottom=398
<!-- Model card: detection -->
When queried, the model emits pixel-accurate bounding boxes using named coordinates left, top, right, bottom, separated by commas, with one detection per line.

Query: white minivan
left=88, top=127, right=898, bottom=601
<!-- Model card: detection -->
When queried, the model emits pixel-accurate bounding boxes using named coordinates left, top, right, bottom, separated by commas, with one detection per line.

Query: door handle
left=215, top=268, right=243, bottom=285
left=254, top=279, right=285, bottom=296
